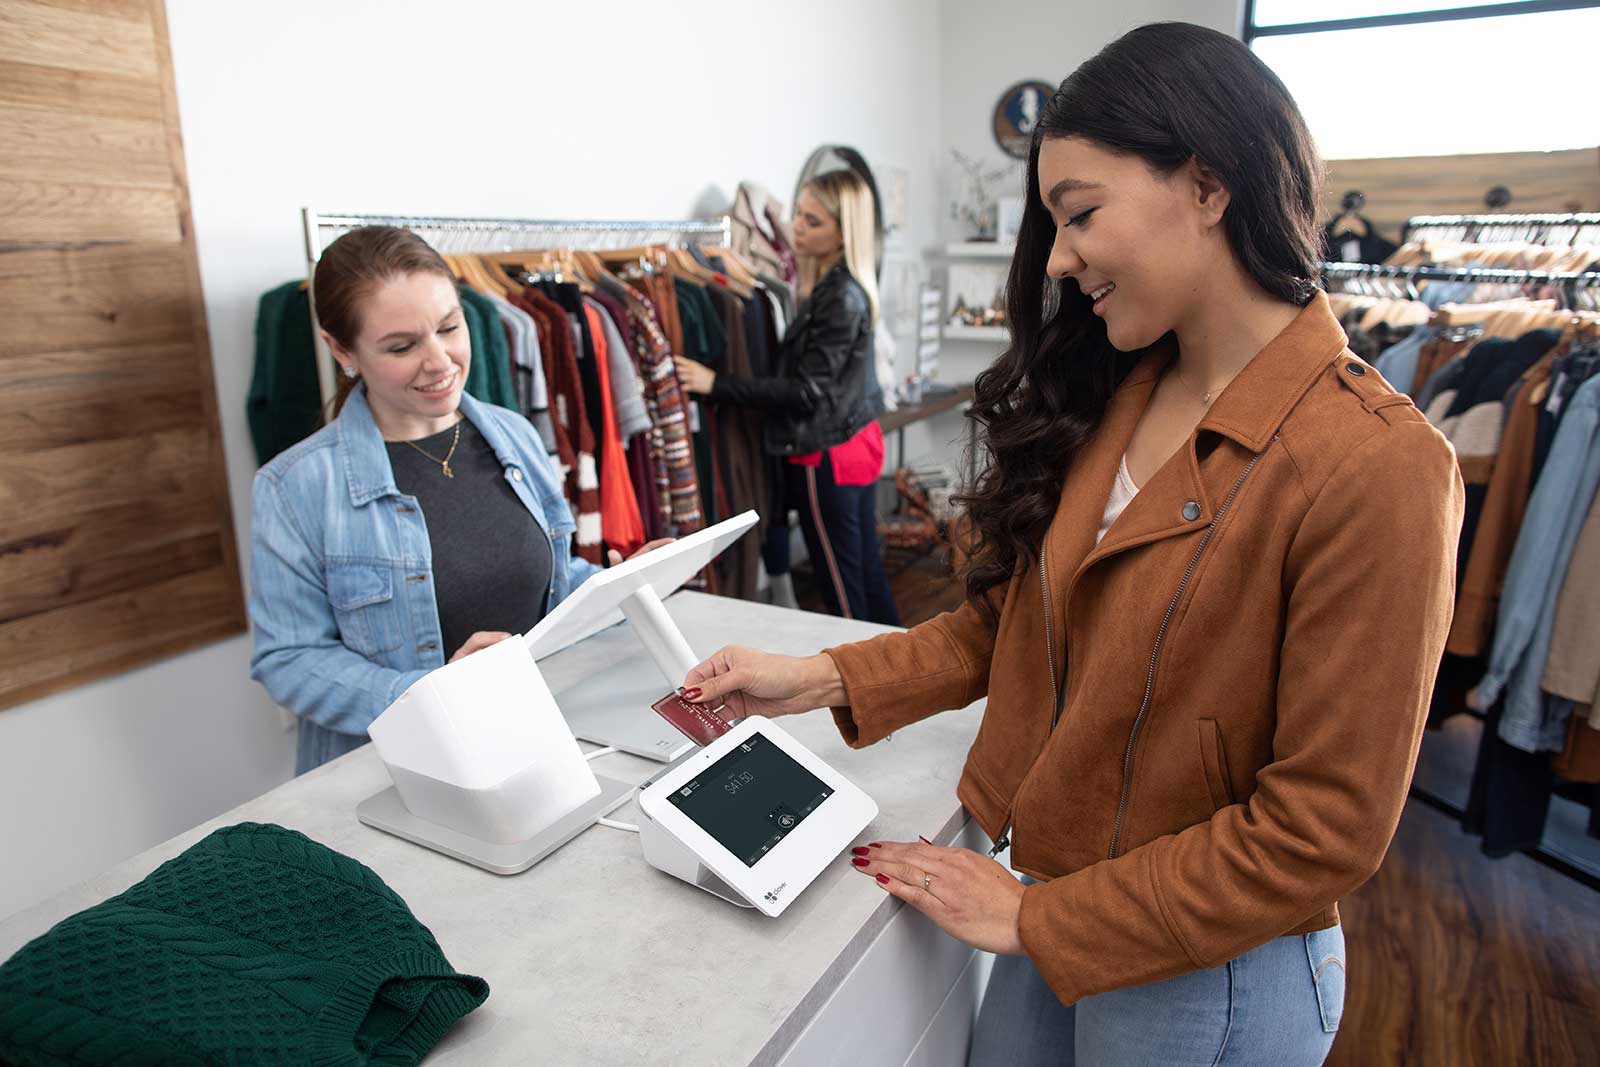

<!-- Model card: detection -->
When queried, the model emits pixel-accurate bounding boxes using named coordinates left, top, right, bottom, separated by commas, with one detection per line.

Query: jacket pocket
left=326, top=562, right=404, bottom=657
left=1197, top=718, right=1235, bottom=811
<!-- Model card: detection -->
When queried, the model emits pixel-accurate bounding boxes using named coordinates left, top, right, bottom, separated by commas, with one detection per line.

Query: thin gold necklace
left=402, top=418, right=462, bottom=478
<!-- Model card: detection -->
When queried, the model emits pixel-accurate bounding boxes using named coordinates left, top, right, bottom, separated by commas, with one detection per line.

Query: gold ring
left=922, top=872, right=933, bottom=891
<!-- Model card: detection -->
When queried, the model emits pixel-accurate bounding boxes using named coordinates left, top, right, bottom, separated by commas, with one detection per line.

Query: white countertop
left=0, top=592, right=985, bottom=1065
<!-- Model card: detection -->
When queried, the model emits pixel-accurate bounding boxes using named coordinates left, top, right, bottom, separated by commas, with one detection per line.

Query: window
left=1245, top=1, right=1600, bottom=158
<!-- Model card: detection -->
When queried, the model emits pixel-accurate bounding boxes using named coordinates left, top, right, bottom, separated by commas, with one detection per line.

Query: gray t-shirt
left=387, top=417, right=552, bottom=658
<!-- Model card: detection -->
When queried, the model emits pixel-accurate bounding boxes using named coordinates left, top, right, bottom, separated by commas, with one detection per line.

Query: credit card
left=650, top=688, right=733, bottom=747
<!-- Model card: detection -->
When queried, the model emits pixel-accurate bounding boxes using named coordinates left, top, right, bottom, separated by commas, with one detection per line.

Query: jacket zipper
left=988, top=547, right=1064, bottom=859
left=1107, top=445, right=1268, bottom=859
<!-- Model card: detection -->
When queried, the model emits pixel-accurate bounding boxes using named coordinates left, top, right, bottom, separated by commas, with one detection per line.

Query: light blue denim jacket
left=249, top=386, right=601, bottom=773
left=1478, top=372, right=1600, bottom=752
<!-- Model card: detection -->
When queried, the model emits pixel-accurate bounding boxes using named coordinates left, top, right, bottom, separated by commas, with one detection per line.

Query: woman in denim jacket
left=250, top=227, right=662, bottom=773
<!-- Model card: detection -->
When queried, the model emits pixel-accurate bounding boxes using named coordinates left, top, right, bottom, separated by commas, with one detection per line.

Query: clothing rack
left=1321, top=260, right=1600, bottom=286
left=1401, top=212, right=1600, bottom=245
left=300, top=208, right=732, bottom=406
left=1328, top=245, right=1600, bottom=890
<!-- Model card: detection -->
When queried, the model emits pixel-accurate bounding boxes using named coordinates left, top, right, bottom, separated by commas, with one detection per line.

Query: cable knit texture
left=0, top=823, right=488, bottom=1066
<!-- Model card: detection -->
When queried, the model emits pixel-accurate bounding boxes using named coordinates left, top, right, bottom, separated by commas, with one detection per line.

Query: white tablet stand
left=357, top=635, right=631, bottom=875
left=356, top=511, right=760, bottom=873
left=525, top=511, right=759, bottom=761
left=638, top=813, right=753, bottom=909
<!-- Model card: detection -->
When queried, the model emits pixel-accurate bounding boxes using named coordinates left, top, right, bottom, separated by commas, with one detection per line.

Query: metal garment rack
left=300, top=208, right=731, bottom=406
left=1321, top=260, right=1600, bottom=286
left=1400, top=212, right=1600, bottom=245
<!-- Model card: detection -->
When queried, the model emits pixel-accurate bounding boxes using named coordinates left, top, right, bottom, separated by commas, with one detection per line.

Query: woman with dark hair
left=678, top=23, right=1462, bottom=1065
left=249, top=226, right=664, bottom=773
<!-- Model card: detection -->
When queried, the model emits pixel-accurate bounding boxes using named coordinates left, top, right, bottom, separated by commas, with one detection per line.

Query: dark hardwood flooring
left=795, top=548, right=1600, bottom=1065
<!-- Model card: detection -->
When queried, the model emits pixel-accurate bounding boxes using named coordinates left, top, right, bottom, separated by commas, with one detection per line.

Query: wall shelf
left=944, top=242, right=1016, bottom=259
left=943, top=325, right=1008, bottom=342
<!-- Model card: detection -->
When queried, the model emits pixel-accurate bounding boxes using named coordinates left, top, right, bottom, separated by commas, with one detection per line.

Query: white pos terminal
left=638, top=717, right=879, bottom=917
left=357, top=511, right=763, bottom=874
left=527, top=510, right=759, bottom=761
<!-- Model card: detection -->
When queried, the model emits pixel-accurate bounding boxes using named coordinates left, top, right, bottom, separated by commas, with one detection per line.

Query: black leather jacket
left=711, top=264, right=878, bottom=455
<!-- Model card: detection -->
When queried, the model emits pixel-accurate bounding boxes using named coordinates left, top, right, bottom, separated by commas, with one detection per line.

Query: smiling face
left=325, top=271, right=469, bottom=439
left=1037, top=135, right=1230, bottom=352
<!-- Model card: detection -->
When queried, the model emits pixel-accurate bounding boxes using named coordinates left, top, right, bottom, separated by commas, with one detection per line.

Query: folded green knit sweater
left=0, top=823, right=488, bottom=1066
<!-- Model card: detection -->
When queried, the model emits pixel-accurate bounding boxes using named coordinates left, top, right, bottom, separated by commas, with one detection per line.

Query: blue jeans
left=969, top=924, right=1345, bottom=1066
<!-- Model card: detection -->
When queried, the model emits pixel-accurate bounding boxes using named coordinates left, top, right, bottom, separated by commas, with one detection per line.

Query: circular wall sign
left=993, top=80, right=1055, bottom=160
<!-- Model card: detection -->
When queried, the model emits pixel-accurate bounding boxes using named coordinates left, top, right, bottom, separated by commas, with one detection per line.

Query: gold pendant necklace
left=403, top=418, right=462, bottom=478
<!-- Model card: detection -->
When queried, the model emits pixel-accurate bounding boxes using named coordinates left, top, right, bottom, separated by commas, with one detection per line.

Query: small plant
left=949, top=149, right=1017, bottom=240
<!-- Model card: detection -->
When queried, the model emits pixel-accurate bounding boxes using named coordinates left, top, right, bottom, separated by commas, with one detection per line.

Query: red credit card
left=651, top=688, right=733, bottom=747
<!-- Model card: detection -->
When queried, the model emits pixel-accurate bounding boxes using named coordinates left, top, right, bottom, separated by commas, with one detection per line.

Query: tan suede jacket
left=825, top=294, right=1464, bottom=1005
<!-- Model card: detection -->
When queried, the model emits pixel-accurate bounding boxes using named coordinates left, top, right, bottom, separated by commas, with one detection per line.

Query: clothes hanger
left=704, top=245, right=762, bottom=288
left=1329, top=191, right=1370, bottom=239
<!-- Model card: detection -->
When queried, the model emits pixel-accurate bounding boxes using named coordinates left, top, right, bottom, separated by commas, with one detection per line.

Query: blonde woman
left=676, top=169, right=898, bottom=624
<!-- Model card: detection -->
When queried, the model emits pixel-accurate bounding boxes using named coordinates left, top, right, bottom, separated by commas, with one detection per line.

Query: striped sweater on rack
left=605, top=278, right=704, bottom=538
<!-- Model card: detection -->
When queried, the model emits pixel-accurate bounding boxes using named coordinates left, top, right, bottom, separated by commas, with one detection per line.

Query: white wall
left=895, top=0, right=1247, bottom=471
left=937, top=0, right=1245, bottom=230
left=0, top=0, right=946, bottom=920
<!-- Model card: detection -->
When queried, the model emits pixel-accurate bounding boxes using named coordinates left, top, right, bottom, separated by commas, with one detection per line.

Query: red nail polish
left=851, top=857, right=870, bottom=867
left=919, top=835, right=932, bottom=844
left=876, top=874, right=890, bottom=884
left=851, top=847, right=870, bottom=856
left=868, top=842, right=882, bottom=848
left=684, top=687, right=702, bottom=700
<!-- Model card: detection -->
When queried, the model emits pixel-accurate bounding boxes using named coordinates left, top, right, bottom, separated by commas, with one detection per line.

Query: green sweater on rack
left=0, top=823, right=488, bottom=1067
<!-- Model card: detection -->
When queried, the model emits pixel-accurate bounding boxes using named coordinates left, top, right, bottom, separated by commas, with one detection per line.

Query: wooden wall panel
left=1321, top=148, right=1600, bottom=245
left=0, top=105, right=169, bottom=186
left=0, top=0, right=244, bottom=710
left=0, top=1, right=156, bottom=79
left=0, top=243, right=194, bottom=356
left=0, top=59, right=163, bottom=120
left=0, top=178, right=183, bottom=243
left=0, top=570, right=243, bottom=709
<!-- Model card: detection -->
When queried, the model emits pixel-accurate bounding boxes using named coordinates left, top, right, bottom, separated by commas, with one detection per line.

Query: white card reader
left=637, top=716, right=878, bottom=917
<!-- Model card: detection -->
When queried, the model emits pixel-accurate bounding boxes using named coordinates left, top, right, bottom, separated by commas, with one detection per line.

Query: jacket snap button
left=1346, top=362, right=1367, bottom=376
left=1183, top=501, right=1202, bottom=521
left=511, top=468, right=523, bottom=481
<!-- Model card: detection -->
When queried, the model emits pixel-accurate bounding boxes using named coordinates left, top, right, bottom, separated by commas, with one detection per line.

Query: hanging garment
left=540, top=282, right=608, bottom=489
left=1323, top=216, right=1398, bottom=265
left=456, top=286, right=518, bottom=412
left=705, top=282, right=767, bottom=599
left=1541, top=488, right=1600, bottom=709
left=1373, top=325, right=1437, bottom=398
left=248, top=281, right=324, bottom=466
left=482, top=288, right=555, bottom=451
left=730, top=181, right=798, bottom=284
left=581, top=300, right=645, bottom=558
left=1477, top=373, right=1600, bottom=754
left=1448, top=353, right=1558, bottom=656
left=626, top=433, right=664, bottom=543
left=586, top=295, right=650, bottom=440
left=605, top=276, right=704, bottom=537
left=675, top=275, right=727, bottom=530
left=517, top=288, right=601, bottom=562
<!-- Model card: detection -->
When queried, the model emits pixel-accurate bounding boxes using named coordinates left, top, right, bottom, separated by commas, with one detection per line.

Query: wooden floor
left=797, top=548, right=1600, bottom=1065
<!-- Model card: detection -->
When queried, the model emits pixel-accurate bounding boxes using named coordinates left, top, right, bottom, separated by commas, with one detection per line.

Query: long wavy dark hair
left=956, top=22, right=1324, bottom=612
